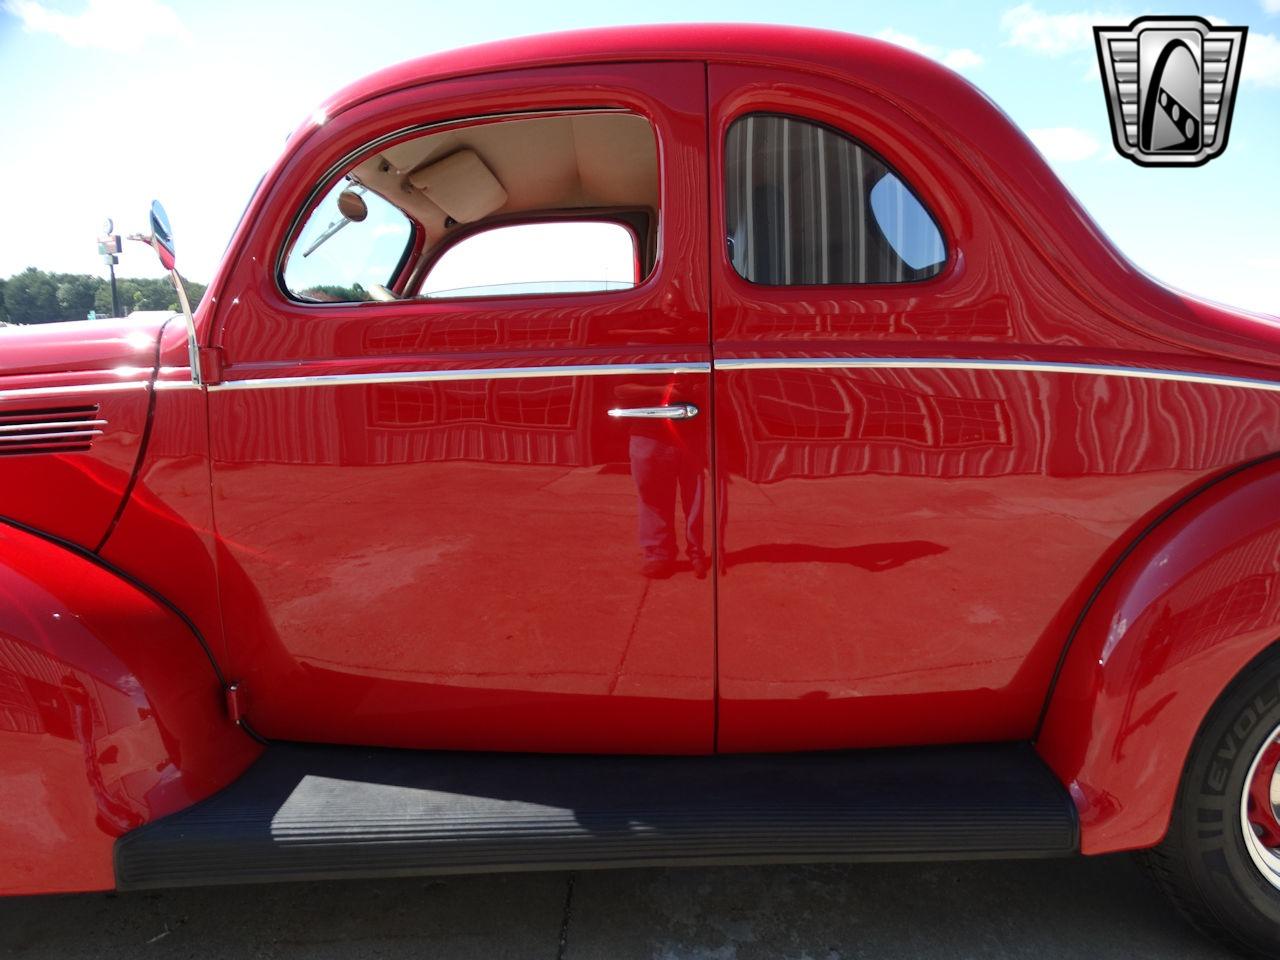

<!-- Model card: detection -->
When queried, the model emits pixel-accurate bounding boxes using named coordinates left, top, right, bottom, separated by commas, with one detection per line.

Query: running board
left=115, top=742, right=1079, bottom=890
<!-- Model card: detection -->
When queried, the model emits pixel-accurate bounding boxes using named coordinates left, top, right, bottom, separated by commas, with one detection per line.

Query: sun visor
left=407, top=150, right=508, bottom=223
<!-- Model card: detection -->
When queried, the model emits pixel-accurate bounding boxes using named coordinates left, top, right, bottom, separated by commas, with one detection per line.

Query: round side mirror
left=149, top=200, right=176, bottom=270
left=337, top=189, right=368, bottom=222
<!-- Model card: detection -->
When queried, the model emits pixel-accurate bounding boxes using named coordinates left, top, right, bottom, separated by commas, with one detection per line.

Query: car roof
left=316, top=23, right=972, bottom=121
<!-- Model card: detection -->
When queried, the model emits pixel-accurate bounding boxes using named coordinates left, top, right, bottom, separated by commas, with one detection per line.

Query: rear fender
left=0, top=521, right=260, bottom=895
left=1037, top=455, right=1280, bottom=854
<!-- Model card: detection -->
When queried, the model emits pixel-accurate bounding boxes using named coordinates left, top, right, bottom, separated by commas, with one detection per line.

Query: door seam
left=703, top=59, right=723, bottom=755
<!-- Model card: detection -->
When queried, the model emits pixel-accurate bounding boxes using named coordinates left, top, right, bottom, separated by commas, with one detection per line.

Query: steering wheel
left=368, top=284, right=399, bottom=302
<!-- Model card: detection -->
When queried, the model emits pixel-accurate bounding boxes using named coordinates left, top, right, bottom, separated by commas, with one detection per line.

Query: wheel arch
left=1037, top=453, right=1280, bottom=854
left=0, top=518, right=261, bottom=895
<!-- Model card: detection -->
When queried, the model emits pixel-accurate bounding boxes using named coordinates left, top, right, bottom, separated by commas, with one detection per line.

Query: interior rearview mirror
left=337, top=189, right=368, bottom=222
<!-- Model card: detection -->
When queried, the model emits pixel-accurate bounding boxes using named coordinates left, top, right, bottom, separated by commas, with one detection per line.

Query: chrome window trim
left=207, top=361, right=711, bottom=392
left=713, top=356, right=1280, bottom=393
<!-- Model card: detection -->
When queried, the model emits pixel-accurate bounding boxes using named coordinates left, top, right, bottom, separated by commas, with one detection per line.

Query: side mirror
left=149, top=200, right=177, bottom=271
left=129, top=199, right=200, bottom=386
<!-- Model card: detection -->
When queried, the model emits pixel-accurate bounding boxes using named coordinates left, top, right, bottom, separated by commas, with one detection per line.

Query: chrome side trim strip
left=714, top=357, right=1280, bottom=393
left=0, top=381, right=149, bottom=402
left=0, top=419, right=107, bottom=434
left=14, top=359, right=1272, bottom=400
left=207, top=362, right=711, bottom=392
left=0, top=429, right=104, bottom=443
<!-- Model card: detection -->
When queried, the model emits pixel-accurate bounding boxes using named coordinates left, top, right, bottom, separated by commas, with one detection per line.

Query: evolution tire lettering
left=1206, top=682, right=1280, bottom=796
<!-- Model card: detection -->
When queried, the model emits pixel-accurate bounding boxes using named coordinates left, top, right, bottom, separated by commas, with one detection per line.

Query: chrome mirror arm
left=127, top=231, right=202, bottom=387
left=168, top=265, right=200, bottom=387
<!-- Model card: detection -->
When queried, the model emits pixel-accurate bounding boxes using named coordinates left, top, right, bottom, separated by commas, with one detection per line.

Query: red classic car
left=3, top=23, right=1279, bottom=956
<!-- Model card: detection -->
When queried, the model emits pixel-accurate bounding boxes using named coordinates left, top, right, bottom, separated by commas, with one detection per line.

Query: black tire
left=1138, top=643, right=1280, bottom=959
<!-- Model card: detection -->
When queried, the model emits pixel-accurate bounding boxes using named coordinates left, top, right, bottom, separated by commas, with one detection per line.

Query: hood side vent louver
left=0, top=404, right=105, bottom=456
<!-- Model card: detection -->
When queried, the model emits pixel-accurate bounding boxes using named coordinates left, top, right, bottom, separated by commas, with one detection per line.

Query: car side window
left=724, top=113, right=946, bottom=285
left=421, top=221, right=639, bottom=299
left=284, top=180, right=414, bottom=302
left=279, top=111, right=659, bottom=305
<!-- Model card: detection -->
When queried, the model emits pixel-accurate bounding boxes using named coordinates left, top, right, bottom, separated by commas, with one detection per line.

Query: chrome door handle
left=607, top=403, right=700, bottom=420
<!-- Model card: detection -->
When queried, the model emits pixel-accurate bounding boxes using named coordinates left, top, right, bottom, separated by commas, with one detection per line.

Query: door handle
left=607, top=403, right=700, bottom=420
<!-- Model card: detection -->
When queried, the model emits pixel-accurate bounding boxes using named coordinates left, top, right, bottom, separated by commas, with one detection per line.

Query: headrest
left=407, top=149, right=507, bottom=223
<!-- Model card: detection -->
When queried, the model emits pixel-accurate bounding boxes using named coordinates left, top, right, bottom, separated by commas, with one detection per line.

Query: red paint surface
left=0, top=524, right=260, bottom=895
left=207, top=63, right=716, bottom=752
left=2, top=26, right=1280, bottom=887
left=705, top=62, right=1280, bottom=752
left=1039, top=457, right=1280, bottom=853
left=0, top=317, right=165, bottom=548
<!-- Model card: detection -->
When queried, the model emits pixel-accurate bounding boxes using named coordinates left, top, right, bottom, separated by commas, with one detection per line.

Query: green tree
left=94, top=280, right=129, bottom=317
left=184, top=279, right=207, bottom=312
left=4, top=268, right=208, bottom=323
left=298, top=282, right=369, bottom=302
left=56, top=275, right=101, bottom=319
left=4, top=267, right=60, bottom=323
left=134, top=277, right=178, bottom=311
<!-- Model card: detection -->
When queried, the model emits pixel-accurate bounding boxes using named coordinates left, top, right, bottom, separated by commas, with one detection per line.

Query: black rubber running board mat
left=115, top=742, right=1078, bottom=889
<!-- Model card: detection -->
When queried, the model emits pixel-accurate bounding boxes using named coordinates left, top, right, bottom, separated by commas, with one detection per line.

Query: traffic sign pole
left=99, top=219, right=122, bottom=317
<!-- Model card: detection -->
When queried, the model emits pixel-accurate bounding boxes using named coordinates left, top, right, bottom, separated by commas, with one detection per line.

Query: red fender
left=1038, top=456, right=1280, bottom=854
left=0, top=522, right=261, bottom=895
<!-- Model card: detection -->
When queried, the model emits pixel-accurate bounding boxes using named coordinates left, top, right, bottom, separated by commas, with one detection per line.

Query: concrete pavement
left=0, top=855, right=1236, bottom=959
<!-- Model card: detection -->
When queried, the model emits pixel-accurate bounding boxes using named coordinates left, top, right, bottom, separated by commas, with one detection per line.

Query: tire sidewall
left=1181, top=659, right=1280, bottom=942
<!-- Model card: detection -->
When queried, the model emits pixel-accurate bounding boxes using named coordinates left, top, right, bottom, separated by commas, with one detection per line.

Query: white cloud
left=3, top=0, right=187, bottom=53
left=942, top=48, right=986, bottom=71
left=1000, top=3, right=1127, bottom=57
left=1000, top=5, right=1277, bottom=87
left=876, top=28, right=985, bottom=73
left=1028, top=126, right=1102, bottom=162
left=1245, top=32, right=1280, bottom=87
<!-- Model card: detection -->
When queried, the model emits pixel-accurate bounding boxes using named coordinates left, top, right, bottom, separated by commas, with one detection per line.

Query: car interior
left=283, top=110, right=659, bottom=302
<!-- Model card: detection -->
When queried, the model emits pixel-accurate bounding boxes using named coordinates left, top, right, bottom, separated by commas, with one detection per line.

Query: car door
left=206, top=63, right=715, bottom=753
left=706, top=63, right=1276, bottom=754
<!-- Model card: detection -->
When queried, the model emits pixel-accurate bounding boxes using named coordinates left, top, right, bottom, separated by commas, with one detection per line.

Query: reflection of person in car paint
left=615, top=384, right=709, bottom=580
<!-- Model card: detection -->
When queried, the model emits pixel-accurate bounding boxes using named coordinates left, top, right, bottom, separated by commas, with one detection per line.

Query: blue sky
left=0, top=0, right=1277, bottom=314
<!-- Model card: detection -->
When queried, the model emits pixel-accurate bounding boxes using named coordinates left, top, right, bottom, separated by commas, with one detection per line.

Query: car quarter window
left=281, top=111, right=659, bottom=305
left=724, top=113, right=947, bottom=286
